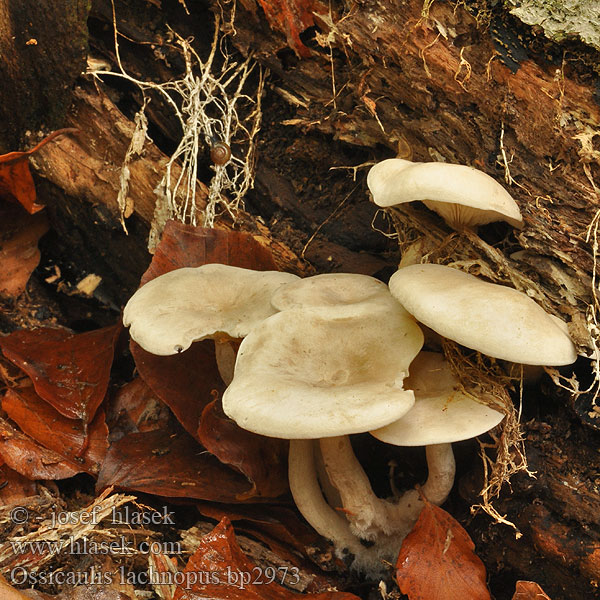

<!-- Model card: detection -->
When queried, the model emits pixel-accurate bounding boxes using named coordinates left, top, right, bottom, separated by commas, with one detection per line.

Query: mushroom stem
left=386, top=442, right=456, bottom=532
left=214, top=340, right=236, bottom=385
left=314, top=443, right=343, bottom=509
left=288, top=439, right=367, bottom=559
left=421, top=442, right=456, bottom=505
left=319, top=436, right=394, bottom=540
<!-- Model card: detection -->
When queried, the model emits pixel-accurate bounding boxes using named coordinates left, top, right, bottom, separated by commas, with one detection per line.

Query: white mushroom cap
left=371, top=352, right=504, bottom=446
left=123, top=264, right=299, bottom=355
left=367, top=158, right=523, bottom=228
left=389, top=264, right=577, bottom=366
left=271, top=273, right=392, bottom=311
left=222, top=303, right=424, bottom=439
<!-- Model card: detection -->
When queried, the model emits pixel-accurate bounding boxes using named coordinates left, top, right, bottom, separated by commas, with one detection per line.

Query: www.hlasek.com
left=10, top=535, right=181, bottom=557
left=9, top=565, right=302, bottom=588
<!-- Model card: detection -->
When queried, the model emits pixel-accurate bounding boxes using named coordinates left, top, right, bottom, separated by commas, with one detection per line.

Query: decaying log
left=29, top=82, right=308, bottom=307
left=219, top=0, right=600, bottom=354
left=2, top=0, right=600, bottom=598
left=0, top=0, right=89, bottom=153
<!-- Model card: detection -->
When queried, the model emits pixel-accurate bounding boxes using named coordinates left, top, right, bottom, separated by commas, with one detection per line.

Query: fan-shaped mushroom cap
left=123, top=264, right=299, bottom=355
left=271, top=273, right=393, bottom=311
left=367, top=158, right=523, bottom=228
left=371, top=352, right=504, bottom=446
left=222, top=303, right=424, bottom=439
left=389, top=264, right=577, bottom=366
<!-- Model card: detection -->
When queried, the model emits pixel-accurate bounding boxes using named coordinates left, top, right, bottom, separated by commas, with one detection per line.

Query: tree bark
left=2, top=0, right=600, bottom=598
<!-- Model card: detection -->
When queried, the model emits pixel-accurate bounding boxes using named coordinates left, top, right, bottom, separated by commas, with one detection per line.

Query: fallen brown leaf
left=130, top=339, right=223, bottom=440
left=2, top=386, right=108, bottom=474
left=196, top=503, right=330, bottom=584
left=106, top=377, right=171, bottom=439
left=0, top=572, right=35, bottom=600
left=0, top=203, right=49, bottom=297
left=0, top=459, right=38, bottom=503
left=173, top=517, right=360, bottom=600
left=0, top=418, right=83, bottom=479
left=0, top=324, right=120, bottom=423
left=140, top=221, right=280, bottom=286
left=198, top=399, right=288, bottom=500
left=396, top=497, right=491, bottom=600
left=0, top=129, right=78, bottom=214
left=513, top=580, right=552, bottom=599
left=96, top=428, right=256, bottom=501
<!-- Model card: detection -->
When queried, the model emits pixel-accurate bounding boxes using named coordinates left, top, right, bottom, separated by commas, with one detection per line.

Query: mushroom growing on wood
left=388, top=263, right=577, bottom=366
left=371, top=351, right=505, bottom=525
left=122, top=263, right=299, bottom=383
left=367, top=158, right=523, bottom=229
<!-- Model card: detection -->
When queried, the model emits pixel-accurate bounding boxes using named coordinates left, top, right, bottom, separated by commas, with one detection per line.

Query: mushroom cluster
left=122, top=147, right=578, bottom=575
left=124, top=247, right=577, bottom=573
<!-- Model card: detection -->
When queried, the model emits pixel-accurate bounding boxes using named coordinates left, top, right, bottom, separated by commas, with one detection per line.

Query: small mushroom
left=388, top=263, right=577, bottom=366
left=123, top=264, right=299, bottom=383
left=371, top=351, right=504, bottom=524
left=367, top=158, right=523, bottom=229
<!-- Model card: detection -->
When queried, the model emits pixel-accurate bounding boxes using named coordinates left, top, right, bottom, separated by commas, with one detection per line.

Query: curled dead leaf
left=396, top=496, right=491, bottom=600
left=513, top=580, right=552, bottom=599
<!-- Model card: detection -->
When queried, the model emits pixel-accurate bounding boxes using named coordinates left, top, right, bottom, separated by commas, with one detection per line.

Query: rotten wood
left=1, top=1, right=600, bottom=598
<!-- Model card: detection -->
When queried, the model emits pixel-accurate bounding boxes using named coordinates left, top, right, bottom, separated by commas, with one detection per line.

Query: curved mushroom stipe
left=421, top=442, right=456, bottom=506
left=314, top=442, right=343, bottom=509
left=319, top=436, right=396, bottom=540
left=288, top=440, right=368, bottom=560
left=318, top=438, right=456, bottom=541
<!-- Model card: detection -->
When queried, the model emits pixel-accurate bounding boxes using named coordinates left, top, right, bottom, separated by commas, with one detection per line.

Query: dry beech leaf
left=513, top=581, right=552, bottom=599
left=96, top=428, right=255, bottom=501
left=195, top=503, right=329, bottom=583
left=0, top=203, right=49, bottom=297
left=255, top=0, right=326, bottom=58
left=0, top=572, right=36, bottom=600
left=0, top=460, right=38, bottom=503
left=173, top=517, right=360, bottom=600
left=0, top=324, right=121, bottom=423
left=141, top=221, right=279, bottom=286
left=131, top=340, right=223, bottom=440
left=2, top=387, right=108, bottom=474
left=106, top=377, right=171, bottom=439
left=198, top=399, right=288, bottom=500
left=0, top=128, right=78, bottom=214
left=0, top=418, right=83, bottom=480
left=396, top=497, right=491, bottom=600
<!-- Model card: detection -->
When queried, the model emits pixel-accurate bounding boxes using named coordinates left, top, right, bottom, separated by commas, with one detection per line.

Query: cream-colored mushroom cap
left=367, top=158, right=523, bottom=228
left=389, top=264, right=577, bottom=366
left=271, top=273, right=393, bottom=311
left=222, top=303, right=424, bottom=439
left=371, top=352, right=504, bottom=446
left=123, top=264, right=299, bottom=355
